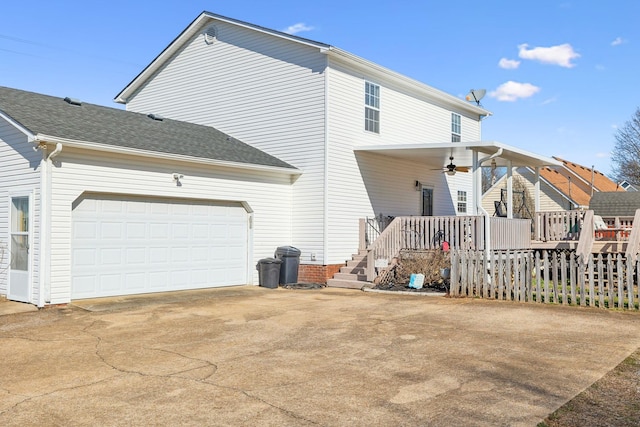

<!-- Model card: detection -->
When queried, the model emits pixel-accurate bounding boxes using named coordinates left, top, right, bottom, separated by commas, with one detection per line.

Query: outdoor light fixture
left=172, top=173, right=184, bottom=187
left=415, top=180, right=421, bottom=191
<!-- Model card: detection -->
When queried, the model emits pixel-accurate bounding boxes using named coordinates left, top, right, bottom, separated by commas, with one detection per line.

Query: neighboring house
left=115, top=11, right=557, bottom=284
left=590, top=192, right=640, bottom=217
left=0, top=86, right=299, bottom=305
left=483, top=157, right=623, bottom=215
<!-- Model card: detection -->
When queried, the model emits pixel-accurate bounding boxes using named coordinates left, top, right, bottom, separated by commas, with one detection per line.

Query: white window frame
left=451, top=113, right=461, bottom=142
left=457, top=190, right=467, bottom=213
left=365, top=81, right=380, bottom=133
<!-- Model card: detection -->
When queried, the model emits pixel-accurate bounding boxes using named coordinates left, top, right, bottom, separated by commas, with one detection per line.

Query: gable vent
left=147, top=113, right=164, bottom=121
left=203, top=25, right=218, bottom=45
left=64, top=97, right=82, bottom=106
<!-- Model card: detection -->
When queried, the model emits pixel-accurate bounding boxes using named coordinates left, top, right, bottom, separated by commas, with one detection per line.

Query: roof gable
left=0, top=86, right=296, bottom=171
left=114, top=11, right=490, bottom=117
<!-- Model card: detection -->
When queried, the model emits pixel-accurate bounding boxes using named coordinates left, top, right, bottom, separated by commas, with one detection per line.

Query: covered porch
left=330, top=142, right=640, bottom=286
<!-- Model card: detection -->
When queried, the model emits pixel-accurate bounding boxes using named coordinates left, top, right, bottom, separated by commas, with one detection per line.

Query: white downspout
left=37, top=142, right=62, bottom=307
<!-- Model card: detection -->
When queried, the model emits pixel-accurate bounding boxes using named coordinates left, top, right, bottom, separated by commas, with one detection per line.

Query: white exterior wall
left=47, top=148, right=292, bottom=304
left=125, top=19, right=327, bottom=263
left=482, top=168, right=571, bottom=214
left=0, top=120, right=41, bottom=303
left=324, top=58, right=479, bottom=263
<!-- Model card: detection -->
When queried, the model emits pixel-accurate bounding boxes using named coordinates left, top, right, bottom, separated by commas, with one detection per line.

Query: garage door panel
left=72, top=196, right=249, bottom=299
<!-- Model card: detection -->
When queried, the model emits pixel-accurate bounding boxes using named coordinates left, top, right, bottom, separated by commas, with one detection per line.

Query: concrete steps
left=327, top=252, right=373, bottom=289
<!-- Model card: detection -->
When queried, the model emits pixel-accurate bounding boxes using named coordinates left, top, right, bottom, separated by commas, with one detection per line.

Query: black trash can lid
left=258, top=257, right=282, bottom=264
left=275, top=246, right=301, bottom=256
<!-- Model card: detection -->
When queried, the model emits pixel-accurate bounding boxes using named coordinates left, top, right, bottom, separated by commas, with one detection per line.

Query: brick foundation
left=298, top=264, right=343, bottom=284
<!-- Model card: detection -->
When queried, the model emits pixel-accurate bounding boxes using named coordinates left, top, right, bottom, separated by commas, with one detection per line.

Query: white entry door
left=71, top=195, right=250, bottom=299
left=8, top=196, right=30, bottom=302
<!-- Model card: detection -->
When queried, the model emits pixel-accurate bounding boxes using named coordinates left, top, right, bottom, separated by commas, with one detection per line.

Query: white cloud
left=489, top=81, right=540, bottom=102
left=596, top=152, right=610, bottom=158
left=518, top=43, right=580, bottom=68
left=611, top=37, right=626, bottom=46
left=498, top=58, right=520, bottom=69
left=541, top=97, right=557, bottom=105
left=282, top=23, right=314, bottom=35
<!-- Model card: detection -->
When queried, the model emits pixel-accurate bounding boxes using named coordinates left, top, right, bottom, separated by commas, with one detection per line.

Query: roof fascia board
left=115, top=12, right=329, bottom=103
left=327, top=48, right=491, bottom=118
left=35, top=134, right=302, bottom=176
left=0, top=110, right=36, bottom=141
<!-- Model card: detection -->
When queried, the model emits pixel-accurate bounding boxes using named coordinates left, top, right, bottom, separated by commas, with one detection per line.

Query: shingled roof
left=553, top=157, right=623, bottom=192
left=0, top=86, right=296, bottom=171
left=589, top=192, right=640, bottom=217
left=538, top=166, right=592, bottom=207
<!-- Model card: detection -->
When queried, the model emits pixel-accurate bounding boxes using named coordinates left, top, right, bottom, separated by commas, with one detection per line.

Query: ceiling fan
left=434, top=156, right=470, bottom=175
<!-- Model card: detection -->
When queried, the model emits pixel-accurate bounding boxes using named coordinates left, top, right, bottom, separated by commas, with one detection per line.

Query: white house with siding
left=0, top=12, right=560, bottom=305
left=116, top=11, right=558, bottom=284
left=0, top=87, right=298, bottom=305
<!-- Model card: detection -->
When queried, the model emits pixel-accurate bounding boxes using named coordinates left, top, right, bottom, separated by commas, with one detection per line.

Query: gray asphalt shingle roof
left=0, top=86, right=295, bottom=170
left=589, top=192, right=640, bottom=217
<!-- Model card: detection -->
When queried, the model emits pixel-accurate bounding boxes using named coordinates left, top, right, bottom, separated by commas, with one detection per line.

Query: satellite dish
left=465, top=89, right=486, bottom=106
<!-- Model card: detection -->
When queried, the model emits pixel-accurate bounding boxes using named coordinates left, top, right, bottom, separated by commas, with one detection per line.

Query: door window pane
left=10, top=235, right=28, bottom=271
left=11, top=197, right=29, bottom=232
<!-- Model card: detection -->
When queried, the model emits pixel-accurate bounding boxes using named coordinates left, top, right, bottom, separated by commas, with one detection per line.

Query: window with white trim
left=365, top=82, right=380, bottom=133
left=457, top=190, right=467, bottom=213
left=451, top=113, right=461, bottom=142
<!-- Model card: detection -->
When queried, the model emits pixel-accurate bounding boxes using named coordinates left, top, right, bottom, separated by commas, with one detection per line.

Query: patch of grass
left=542, top=348, right=640, bottom=426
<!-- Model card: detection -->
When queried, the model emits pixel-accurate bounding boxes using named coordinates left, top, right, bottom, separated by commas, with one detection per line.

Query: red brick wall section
left=298, top=264, right=343, bottom=284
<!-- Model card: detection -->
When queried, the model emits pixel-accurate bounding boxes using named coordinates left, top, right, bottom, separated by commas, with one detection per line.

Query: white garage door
left=71, top=195, right=249, bottom=299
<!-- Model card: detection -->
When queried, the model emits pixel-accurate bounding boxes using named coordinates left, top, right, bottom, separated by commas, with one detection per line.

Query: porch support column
left=534, top=167, right=541, bottom=213
left=506, top=160, right=513, bottom=219
left=472, top=150, right=480, bottom=215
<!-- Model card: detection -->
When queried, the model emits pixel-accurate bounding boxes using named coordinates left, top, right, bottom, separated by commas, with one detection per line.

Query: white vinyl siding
left=0, top=120, right=41, bottom=303
left=125, top=18, right=327, bottom=264
left=325, top=58, right=476, bottom=262
left=47, top=148, right=292, bottom=304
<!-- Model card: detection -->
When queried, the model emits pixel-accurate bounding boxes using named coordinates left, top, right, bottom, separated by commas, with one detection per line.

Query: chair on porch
left=494, top=201, right=507, bottom=217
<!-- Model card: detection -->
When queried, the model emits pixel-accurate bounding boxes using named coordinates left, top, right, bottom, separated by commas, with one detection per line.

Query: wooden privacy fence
left=450, top=249, right=640, bottom=310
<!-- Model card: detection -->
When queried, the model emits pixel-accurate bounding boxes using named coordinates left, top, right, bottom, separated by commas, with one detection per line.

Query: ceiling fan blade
left=455, top=166, right=470, bottom=173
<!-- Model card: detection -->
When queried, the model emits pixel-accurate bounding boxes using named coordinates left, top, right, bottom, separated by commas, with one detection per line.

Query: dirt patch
left=373, top=249, right=450, bottom=294
left=540, top=348, right=640, bottom=427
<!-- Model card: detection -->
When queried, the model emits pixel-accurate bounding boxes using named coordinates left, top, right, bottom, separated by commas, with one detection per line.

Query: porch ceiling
left=354, top=141, right=561, bottom=169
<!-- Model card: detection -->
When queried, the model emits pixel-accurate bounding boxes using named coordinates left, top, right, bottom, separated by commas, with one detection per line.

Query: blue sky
left=2, top=1, right=639, bottom=176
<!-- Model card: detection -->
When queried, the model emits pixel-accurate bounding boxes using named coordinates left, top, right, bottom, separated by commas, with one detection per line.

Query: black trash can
left=274, top=246, right=301, bottom=285
left=256, top=258, right=282, bottom=289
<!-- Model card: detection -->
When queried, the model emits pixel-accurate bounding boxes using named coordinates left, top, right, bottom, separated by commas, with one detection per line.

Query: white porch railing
left=534, top=211, right=583, bottom=241
left=489, top=217, right=531, bottom=250
left=365, top=216, right=484, bottom=280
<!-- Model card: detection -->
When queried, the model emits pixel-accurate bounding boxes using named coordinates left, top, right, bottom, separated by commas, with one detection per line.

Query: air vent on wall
left=203, top=25, right=218, bottom=45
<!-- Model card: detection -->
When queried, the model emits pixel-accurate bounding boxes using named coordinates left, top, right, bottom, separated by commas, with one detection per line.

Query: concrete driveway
left=1, top=286, right=639, bottom=426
